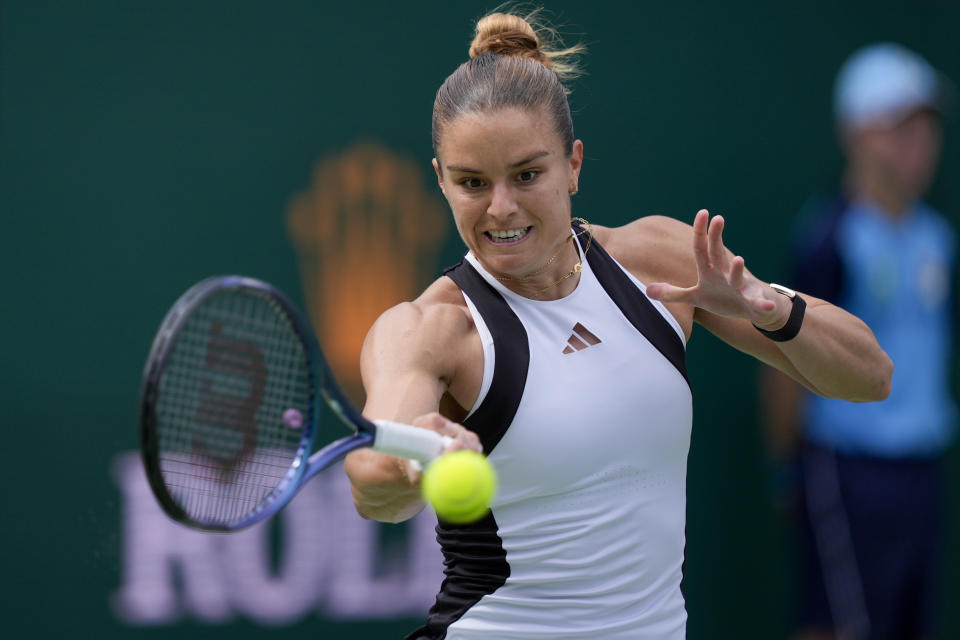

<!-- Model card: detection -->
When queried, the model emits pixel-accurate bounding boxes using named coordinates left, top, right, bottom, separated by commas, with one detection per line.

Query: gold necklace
left=494, top=218, right=593, bottom=298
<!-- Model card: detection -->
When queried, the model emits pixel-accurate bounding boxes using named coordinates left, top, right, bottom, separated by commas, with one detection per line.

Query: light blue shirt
left=802, top=200, right=957, bottom=457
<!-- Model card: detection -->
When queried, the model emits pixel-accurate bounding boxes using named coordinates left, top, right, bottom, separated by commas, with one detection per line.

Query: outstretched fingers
left=649, top=209, right=713, bottom=305
left=707, top=214, right=729, bottom=272
left=729, top=254, right=745, bottom=288
left=730, top=256, right=776, bottom=313
left=692, top=209, right=711, bottom=271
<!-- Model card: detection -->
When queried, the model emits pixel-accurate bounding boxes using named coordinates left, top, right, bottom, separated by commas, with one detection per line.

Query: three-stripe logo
left=562, top=322, right=602, bottom=354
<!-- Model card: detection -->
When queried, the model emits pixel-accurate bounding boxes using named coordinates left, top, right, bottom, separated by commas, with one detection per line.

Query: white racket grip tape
left=372, top=419, right=453, bottom=464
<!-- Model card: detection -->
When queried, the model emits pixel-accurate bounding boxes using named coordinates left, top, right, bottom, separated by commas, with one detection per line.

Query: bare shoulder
left=361, top=277, right=479, bottom=384
left=363, top=278, right=471, bottom=357
left=588, top=216, right=697, bottom=338
left=593, top=216, right=697, bottom=287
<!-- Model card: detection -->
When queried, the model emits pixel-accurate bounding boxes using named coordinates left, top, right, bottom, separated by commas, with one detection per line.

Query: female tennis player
left=344, top=10, right=893, bottom=639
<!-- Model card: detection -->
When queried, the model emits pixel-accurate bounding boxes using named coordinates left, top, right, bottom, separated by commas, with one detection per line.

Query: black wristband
left=754, top=288, right=806, bottom=342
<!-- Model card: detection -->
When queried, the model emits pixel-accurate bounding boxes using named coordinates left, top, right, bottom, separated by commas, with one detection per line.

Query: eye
left=459, top=177, right=486, bottom=190
left=517, top=170, right=538, bottom=183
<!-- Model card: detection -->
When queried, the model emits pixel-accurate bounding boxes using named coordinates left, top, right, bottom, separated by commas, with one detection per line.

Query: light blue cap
left=834, top=42, right=941, bottom=130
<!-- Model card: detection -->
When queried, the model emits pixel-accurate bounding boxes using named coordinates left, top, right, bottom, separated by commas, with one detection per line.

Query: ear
left=432, top=158, right=446, bottom=196
left=568, top=140, right=584, bottom=194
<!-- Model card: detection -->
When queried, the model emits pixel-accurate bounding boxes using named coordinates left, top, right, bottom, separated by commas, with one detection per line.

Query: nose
left=486, top=182, right=517, bottom=220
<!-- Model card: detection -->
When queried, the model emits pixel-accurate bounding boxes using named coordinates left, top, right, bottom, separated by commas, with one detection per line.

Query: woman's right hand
left=345, top=413, right=483, bottom=523
left=411, top=412, right=483, bottom=455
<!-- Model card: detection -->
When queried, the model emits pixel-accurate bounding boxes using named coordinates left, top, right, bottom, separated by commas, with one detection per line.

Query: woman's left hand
left=645, top=209, right=786, bottom=328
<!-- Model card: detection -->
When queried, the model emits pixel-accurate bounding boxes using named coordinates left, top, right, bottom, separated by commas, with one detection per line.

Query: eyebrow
left=446, top=150, right=551, bottom=174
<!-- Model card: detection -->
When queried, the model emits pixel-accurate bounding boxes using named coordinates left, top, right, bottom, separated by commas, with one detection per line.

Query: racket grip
left=372, top=419, right=453, bottom=464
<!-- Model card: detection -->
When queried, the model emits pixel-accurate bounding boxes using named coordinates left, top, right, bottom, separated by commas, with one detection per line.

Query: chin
left=475, top=252, right=525, bottom=277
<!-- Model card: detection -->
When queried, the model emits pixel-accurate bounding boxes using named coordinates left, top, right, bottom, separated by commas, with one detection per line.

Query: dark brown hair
left=432, top=9, right=585, bottom=159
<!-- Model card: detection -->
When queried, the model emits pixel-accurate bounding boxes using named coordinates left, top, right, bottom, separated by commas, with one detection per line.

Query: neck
left=491, top=221, right=592, bottom=300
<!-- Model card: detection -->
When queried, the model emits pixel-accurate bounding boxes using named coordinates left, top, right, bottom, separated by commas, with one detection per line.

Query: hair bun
left=469, top=13, right=549, bottom=66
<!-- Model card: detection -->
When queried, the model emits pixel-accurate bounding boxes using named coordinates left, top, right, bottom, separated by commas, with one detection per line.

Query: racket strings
left=154, top=288, right=313, bottom=526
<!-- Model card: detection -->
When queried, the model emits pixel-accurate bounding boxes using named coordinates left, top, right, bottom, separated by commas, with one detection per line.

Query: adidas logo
left=562, top=322, right=602, bottom=354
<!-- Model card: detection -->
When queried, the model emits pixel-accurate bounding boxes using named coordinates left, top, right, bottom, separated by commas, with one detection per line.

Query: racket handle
left=372, top=419, right=453, bottom=464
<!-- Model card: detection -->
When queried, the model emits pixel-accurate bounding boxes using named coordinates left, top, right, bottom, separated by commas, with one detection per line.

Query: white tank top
left=440, top=233, right=693, bottom=639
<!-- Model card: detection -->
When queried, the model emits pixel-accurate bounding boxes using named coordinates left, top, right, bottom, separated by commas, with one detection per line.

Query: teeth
left=488, top=227, right=529, bottom=242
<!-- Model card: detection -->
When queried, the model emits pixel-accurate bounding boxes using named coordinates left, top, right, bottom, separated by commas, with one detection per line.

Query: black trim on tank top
left=403, top=259, right=525, bottom=640
left=443, top=259, right=530, bottom=454
left=575, top=222, right=690, bottom=388
left=403, top=513, right=509, bottom=640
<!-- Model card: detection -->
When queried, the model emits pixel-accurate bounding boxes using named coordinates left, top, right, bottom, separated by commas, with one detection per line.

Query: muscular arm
left=696, top=290, right=890, bottom=400
left=343, top=295, right=480, bottom=523
left=609, top=211, right=893, bottom=402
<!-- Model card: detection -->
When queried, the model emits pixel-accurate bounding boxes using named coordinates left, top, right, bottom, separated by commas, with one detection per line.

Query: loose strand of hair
left=481, top=2, right=586, bottom=85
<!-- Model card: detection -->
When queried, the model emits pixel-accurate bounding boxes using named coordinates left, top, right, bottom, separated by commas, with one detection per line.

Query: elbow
left=873, top=353, right=894, bottom=401
left=820, top=351, right=893, bottom=403
left=856, top=352, right=893, bottom=403
left=877, top=354, right=893, bottom=400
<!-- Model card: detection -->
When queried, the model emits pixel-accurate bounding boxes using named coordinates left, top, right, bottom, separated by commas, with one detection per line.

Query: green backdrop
left=3, top=1, right=959, bottom=638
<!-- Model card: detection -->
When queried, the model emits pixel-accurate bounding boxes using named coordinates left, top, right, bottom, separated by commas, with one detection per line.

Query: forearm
left=643, top=210, right=893, bottom=402
left=344, top=449, right=426, bottom=523
left=347, top=299, right=482, bottom=523
left=766, top=296, right=893, bottom=402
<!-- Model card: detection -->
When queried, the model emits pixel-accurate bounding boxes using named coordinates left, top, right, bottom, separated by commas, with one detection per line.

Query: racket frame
left=141, top=276, right=326, bottom=531
left=141, top=275, right=448, bottom=532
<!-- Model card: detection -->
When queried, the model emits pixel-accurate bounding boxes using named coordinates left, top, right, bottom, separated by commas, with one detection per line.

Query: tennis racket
left=139, top=275, right=451, bottom=532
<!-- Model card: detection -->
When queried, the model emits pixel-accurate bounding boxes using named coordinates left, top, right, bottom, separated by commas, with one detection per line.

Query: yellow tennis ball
left=421, top=449, right=497, bottom=524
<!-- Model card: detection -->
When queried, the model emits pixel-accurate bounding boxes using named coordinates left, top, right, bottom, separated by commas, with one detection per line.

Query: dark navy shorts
left=796, top=443, right=944, bottom=639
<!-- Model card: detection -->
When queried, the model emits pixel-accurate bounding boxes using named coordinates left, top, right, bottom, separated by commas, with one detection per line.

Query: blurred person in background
left=761, top=43, right=956, bottom=640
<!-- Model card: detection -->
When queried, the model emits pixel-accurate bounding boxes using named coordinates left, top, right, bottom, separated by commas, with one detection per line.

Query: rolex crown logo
left=286, top=142, right=448, bottom=403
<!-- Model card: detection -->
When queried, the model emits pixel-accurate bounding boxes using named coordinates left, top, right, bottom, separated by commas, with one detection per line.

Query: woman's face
left=433, top=106, right=583, bottom=279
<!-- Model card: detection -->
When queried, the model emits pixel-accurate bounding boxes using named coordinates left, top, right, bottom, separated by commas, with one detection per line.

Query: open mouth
left=485, top=226, right=532, bottom=244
